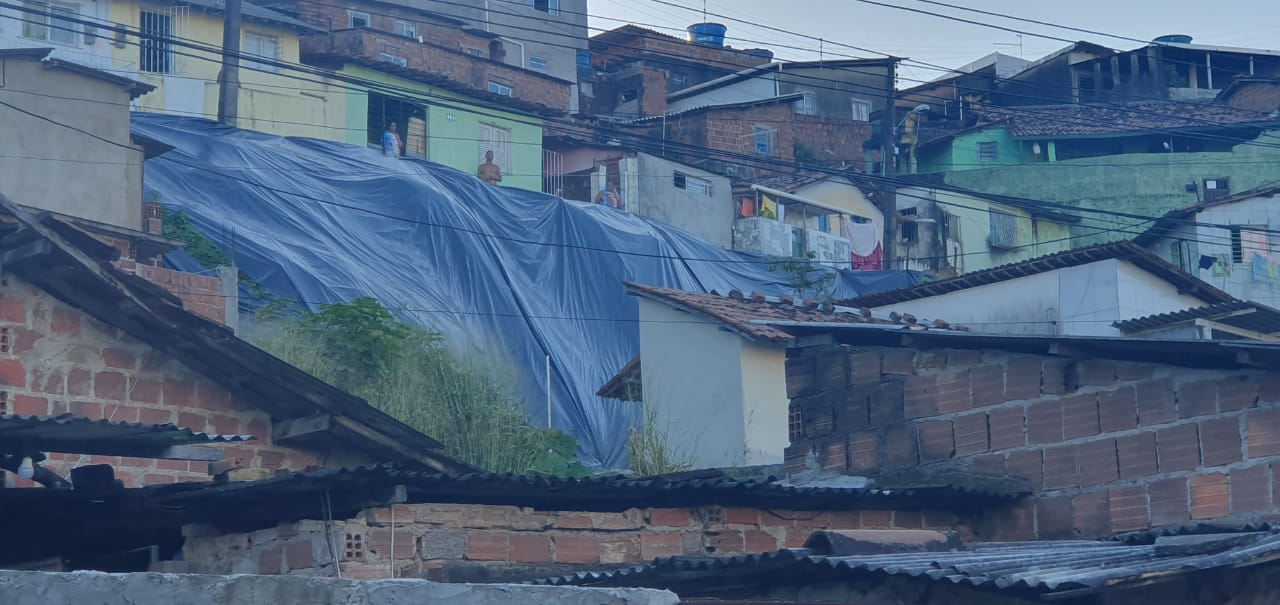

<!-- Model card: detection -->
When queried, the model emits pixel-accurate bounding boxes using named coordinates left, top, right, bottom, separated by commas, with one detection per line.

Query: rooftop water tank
left=687, top=23, right=727, bottom=46
left=1153, top=34, right=1193, bottom=44
left=743, top=48, right=775, bottom=61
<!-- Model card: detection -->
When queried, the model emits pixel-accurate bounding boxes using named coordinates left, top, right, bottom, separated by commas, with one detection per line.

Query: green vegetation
left=624, top=385, right=695, bottom=477
left=253, top=298, right=590, bottom=477
left=161, top=206, right=270, bottom=298
left=771, top=251, right=837, bottom=302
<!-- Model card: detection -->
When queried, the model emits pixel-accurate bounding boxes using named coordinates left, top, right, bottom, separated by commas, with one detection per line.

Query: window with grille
left=487, top=81, right=513, bottom=96
left=851, top=98, right=871, bottom=121
left=978, top=141, right=999, bottom=162
left=788, top=406, right=802, bottom=442
left=139, top=10, right=174, bottom=74
left=347, top=10, right=369, bottom=27
left=378, top=52, right=407, bottom=67
left=989, top=209, right=1019, bottom=249
left=478, top=123, right=512, bottom=174
left=22, top=1, right=78, bottom=45
left=395, top=20, right=416, bottom=38
left=465, top=48, right=483, bottom=57
left=528, top=56, right=548, bottom=71
left=242, top=32, right=280, bottom=73
left=673, top=172, right=712, bottom=196
left=527, top=0, right=559, bottom=15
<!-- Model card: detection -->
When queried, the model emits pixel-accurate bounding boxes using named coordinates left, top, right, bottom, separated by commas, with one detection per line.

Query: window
left=988, top=209, right=1018, bottom=249
left=478, top=123, right=512, bottom=174
left=378, top=53, right=407, bottom=67
left=22, top=1, right=78, bottom=45
left=395, top=20, right=416, bottom=38
left=465, top=47, right=484, bottom=57
left=673, top=172, right=712, bottom=197
left=1231, top=226, right=1270, bottom=264
left=788, top=405, right=802, bottom=442
left=753, top=127, right=775, bottom=155
left=487, top=81, right=513, bottom=96
left=527, top=0, right=559, bottom=15
left=528, top=55, right=549, bottom=71
left=796, top=92, right=816, bottom=116
left=977, top=141, right=999, bottom=162
left=347, top=10, right=370, bottom=28
left=139, top=10, right=174, bottom=74
left=242, top=32, right=280, bottom=73
left=670, top=72, right=687, bottom=87
left=851, top=98, right=872, bottom=121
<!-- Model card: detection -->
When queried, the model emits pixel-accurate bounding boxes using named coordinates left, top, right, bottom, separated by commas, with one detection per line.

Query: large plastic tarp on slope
left=132, top=114, right=922, bottom=468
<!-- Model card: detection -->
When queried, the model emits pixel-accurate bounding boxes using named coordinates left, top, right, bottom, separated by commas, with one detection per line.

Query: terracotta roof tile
left=625, top=282, right=953, bottom=343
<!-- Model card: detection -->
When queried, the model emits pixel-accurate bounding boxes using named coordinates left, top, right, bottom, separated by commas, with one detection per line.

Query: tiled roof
left=0, top=415, right=253, bottom=457
left=976, top=100, right=1279, bottom=138
left=535, top=530, right=1280, bottom=599
left=749, top=172, right=841, bottom=193
left=842, top=241, right=1236, bottom=309
left=1134, top=185, right=1280, bottom=245
left=625, top=282, right=959, bottom=343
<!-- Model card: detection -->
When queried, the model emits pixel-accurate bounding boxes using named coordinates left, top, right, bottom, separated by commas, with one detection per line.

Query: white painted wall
left=1150, top=194, right=1280, bottom=308
left=637, top=299, right=751, bottom=469
left=738, top=342, right=788, bottom=465
left=0, top=1, right=114, bottom=70
left=871, top=259, right=1212, bottom=337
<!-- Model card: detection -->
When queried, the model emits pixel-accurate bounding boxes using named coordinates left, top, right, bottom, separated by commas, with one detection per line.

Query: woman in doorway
left=381, top=121, right=404, bottom=157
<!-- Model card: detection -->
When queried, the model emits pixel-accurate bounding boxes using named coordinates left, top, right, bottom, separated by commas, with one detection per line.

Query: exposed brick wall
left=294, top=0, right=490, bottom=56
left=592, top=34, right=770, bottom=73
left=639, top=66, right=668, bottom=118
left=658, top=103, right=872, bottom=176
left=786, top=344, right=1280, bottom=541
left=182, top=501, right=962, bottom=580
left=129, top=265, right=228, bottom=326
left=0, top=275, right=329, bottom=487
left=302, top=30, right=572, bottom=110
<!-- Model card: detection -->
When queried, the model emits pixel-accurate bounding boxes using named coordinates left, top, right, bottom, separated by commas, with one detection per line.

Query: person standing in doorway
left=478, top=150, right=503, bottom=185
left=382, top=122, right=403, bottom=157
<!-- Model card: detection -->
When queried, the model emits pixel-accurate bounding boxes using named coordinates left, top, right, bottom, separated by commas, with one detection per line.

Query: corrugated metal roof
left=536, top=531, right=1280, bottom=598
left=842, top=241, right=1236, bottom=309
left=0, top=414, right=252, bottom=457
left=1114, top=301, right=1280, bottom=336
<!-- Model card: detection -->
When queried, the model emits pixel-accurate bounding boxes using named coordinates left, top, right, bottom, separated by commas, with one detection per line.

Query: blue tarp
left=132, top=113, right=923, bottom=468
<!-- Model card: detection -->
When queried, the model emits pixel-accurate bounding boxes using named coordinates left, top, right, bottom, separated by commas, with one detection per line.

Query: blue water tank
left=687, top=23, right=727, bottom=46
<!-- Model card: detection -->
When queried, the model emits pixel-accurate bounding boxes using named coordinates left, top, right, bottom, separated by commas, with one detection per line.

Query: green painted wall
left=918, top=125, right=1033, bottom=173
left=941, top=132, right=1280, bottom=246
left=342, top=65, right=544, bottom=191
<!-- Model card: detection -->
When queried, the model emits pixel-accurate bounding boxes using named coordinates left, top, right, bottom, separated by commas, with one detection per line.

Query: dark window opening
left=1231, top=227, right=1243, bottom=264
left=367, top=93, right=427, bottom=158
left=139, top=10, right=173, bottom=74
left=900, top=221, right=918, bottom=242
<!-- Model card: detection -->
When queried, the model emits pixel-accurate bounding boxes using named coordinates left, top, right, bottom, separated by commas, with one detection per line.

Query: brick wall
left=130, top=265, right=228, bottom=326
left=181, top=501, right=961, bottom=580
left=295, top=0, right=489, bottom=55
left=639, top=66, right=668, bottom=117
left=592, top=35, right=769, bottom=72
left=786, top=344, right=1280, bottom=541
left=659, top=104, right=873, bottom=176
left=0, top=275, right=325, bottom=487
left=302, top=30, right=572, bottom=110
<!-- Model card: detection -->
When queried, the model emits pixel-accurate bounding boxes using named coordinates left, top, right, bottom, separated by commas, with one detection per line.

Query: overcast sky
left=587, top=0, right=1280, bottom=83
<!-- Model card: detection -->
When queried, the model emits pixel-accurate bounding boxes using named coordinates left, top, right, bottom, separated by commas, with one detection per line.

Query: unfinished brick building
left=782, top=322, right=1280, bottom=541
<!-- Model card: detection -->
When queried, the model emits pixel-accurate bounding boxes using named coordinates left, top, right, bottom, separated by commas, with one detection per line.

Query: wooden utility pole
left=216, top=0, right=242, bottom=125
left=879, top=59, right=898, bottom=270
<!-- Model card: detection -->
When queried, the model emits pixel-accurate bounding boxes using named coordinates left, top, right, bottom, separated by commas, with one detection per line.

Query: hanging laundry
left=760, top=195, right=778, bottom=219
left=851, top=243, right=884, bottom=270
left=843, top=217, right=881, bottom=258
left=739, top=197, right=756, bottom=218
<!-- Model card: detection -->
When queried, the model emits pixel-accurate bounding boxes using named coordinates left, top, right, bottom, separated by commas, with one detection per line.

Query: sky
left=587, top=0, right=1280, bottom=83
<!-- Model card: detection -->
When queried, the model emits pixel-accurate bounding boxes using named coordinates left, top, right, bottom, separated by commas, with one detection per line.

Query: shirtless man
left=478, top=150, right=502, bottom=185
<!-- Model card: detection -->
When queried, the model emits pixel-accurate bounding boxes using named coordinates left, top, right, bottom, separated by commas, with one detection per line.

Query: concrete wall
left=180, top=501, right=960, bottom=581
left=918, top=125, right=1028, bottom=173
left=341, top=64, right=545, bottom=191
left=0, top=56, right=143, bottom=230
left=1147, top=193, right=1280, bottom=308
left=733, top=216, right=794, bottom=258
left=638, top=298, right=748, bottom=469
left=739, top=343, right=789, bottom=465
left=787, top=343, right=1280, bottom=540
left=0, top=273, right=354, bottom=488
left=940, top=135, right=1280, bottom=246
left=868, top=260, right=1205, bottom=337
left=106, top=0, right=349, bottom=140
left=0, top=570, right=676, bottom=605
left=632, top=154, right=733, bottom=248
left=0, top=0, right=114, bottom=69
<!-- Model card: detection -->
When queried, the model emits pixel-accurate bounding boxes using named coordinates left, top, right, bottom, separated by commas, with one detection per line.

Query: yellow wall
left=935, top=190, right=1071, bottom=273
left=108, top=0, right=349, bottom=140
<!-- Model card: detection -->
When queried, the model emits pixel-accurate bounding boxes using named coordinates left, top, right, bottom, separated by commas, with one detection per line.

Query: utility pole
left=878, top=59, right=898, bottom=271
left=216, top=0, right=242, bottom=126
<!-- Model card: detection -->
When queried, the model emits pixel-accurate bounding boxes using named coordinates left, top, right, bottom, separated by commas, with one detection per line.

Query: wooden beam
left=156, top=445, right=224, bottom=462
left=271, top=414, right=334, bottom=443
